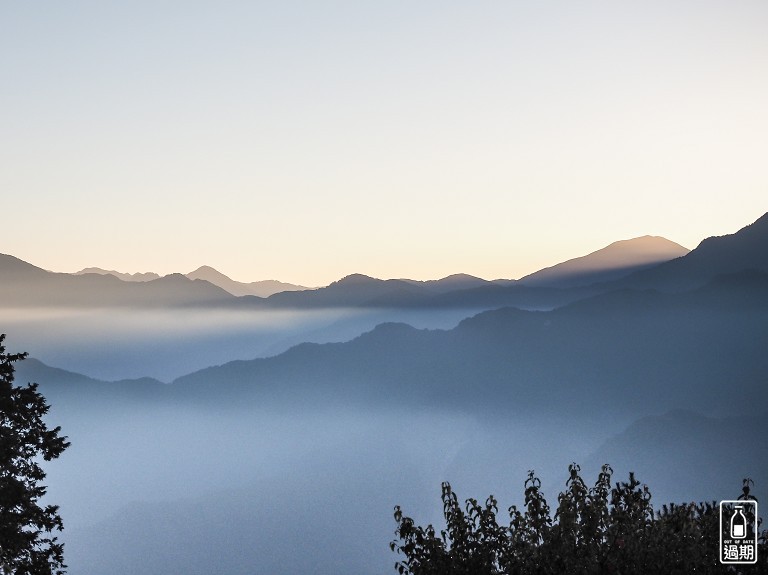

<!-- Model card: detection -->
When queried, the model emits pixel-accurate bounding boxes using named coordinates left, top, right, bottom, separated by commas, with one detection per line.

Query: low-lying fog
left=43, top=403, right=615, bottom=575
left=40, top=397, right=768, bottom=575
left=1, top=306, right=485, bottom=381
left=11, top=298, right=766, bottom=574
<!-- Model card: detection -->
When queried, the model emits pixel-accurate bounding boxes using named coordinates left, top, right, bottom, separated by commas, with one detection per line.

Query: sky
left=1, top=1, right=766, bottom=286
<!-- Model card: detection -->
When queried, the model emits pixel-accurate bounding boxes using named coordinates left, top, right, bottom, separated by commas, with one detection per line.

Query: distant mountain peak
left=436, top=273, right=487, bottom=283
left=619, top=211, right=768, bottom=291
left=154, top=273, right=199, bottom=285
left=190, top=265, right=221, bottom=274
left=519, top=235, right=690, bottom=288
left=0, top=253, right=50, bottom=278
left=333, top=273, right=381, bottom=286
left=186, top=266, right=233, bottom=282
left=394, top=273, right=491, bottom=294
left=185, top=266, right=310, bottom=297
left=74, top=267, right=161, bottom=282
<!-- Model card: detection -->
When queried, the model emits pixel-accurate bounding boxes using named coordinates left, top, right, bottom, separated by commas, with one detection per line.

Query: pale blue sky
left=1, top=1, right=766, bottom=285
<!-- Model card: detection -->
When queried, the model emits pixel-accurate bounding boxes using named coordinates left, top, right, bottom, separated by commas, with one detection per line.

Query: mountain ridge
left=609, top=212, right=768, bottom=292
left=519, top=235, right=690, bottom=288
left=24, top=267, right=768, bottom=419
left=4, top=212, right=766, bottom=309
left=0, top=259, right=234, bottom=307
left=75, top=268, right=161, bottom=282
left=185, top=266, right=310, bottom=297
left=167, top=268, right=768, bottom=416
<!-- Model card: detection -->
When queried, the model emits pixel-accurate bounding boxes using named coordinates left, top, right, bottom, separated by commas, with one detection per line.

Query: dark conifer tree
left=0, top=335, right=69, bottom=574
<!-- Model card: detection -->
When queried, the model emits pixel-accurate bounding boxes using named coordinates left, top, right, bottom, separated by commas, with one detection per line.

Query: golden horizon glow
left=1, top=1, right=766, bottom=286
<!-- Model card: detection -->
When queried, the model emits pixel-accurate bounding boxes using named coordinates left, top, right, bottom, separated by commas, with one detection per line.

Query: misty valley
left=0, top=306, right=487, bottom=382
left=2, top=214, right=768, bottom=574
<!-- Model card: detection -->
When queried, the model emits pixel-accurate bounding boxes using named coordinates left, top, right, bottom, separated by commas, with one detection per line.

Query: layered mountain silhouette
left=4, top=212, right=767, bottom=311
left=2, top=256, right=567, bottom=309
left=0, top=255, right=233, bottom=307
left=13, top=211, right=766, bottom=575
left=169, top=269, right=768, bottom=416
left=609, top=212, right=768, bottom=292
left=75, top=265, right=309, bottom=297
left=35, top=215, right=753, bottom=409
left=185, top=266, right=309, bottom=297
left=400, top=273, right=492, bottom=293
left=262, top=273, right=432, bottom=308
left=74, top=268, right=161, bottom=282
left=24, top=268, right=768, bottom=419
left=519, top=236, right=689, bottom=288
left=17, top=357, right=166, bottom=408
left=28, top=211, right=766, bottom=416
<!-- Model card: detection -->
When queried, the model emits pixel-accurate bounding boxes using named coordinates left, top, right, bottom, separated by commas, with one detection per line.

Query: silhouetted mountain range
left=185, top=266, right=309, bottom=297
left=24, top=271, right=767, bottom=418
left=74, top=268, right=161, bottom=282
left=169, top=269, right=768, bottom=415
left=519, top=236, right=689, bottom=288
left=75, top=265, right=309, bottom=297
left=249, top=213, right=768, bottom=308
left=17, top=358, right=167, bottom=410
left=4, top=212, right=767, bottom=312
left=11, top=211, right=767, bottom=575
left=400, top=273, right=493, bottom=293
left=2, top=255, right=575, bottom=309
left=0, top=256, right=233, bottom=307
left=2, top=224, right=703, bottom=309
left=607, top=212, right=768, bottom=292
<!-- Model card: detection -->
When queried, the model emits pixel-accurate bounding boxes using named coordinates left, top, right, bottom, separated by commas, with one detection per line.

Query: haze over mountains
left=3, top=213, right=768, bottom=575
left=75, top=268, right=161, bottom=282
left=75, top=265, right=310, bottom=297
left=3, top=233, right=690, bottom=310
left=185, top=266, right=310, bottom=297
left=77, top=240, right=689, bottom=298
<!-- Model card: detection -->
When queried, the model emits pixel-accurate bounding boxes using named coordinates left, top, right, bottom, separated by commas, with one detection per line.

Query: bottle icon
left=731, top=505, right=747, bottom=539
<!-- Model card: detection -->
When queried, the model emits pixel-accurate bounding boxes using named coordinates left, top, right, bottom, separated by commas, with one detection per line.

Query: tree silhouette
left=392, top=464, right=767, bottom=574
left=0, top=335, right=69, bottom=574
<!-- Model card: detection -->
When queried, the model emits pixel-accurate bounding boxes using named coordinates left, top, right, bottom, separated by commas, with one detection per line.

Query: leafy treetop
left=392, top=464, right=767, bottom=575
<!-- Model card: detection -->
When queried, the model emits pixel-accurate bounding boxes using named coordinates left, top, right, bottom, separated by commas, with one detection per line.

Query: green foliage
left=392, top=464, right=767, bottom=574
left=0, top=335, right=70, bottom=574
